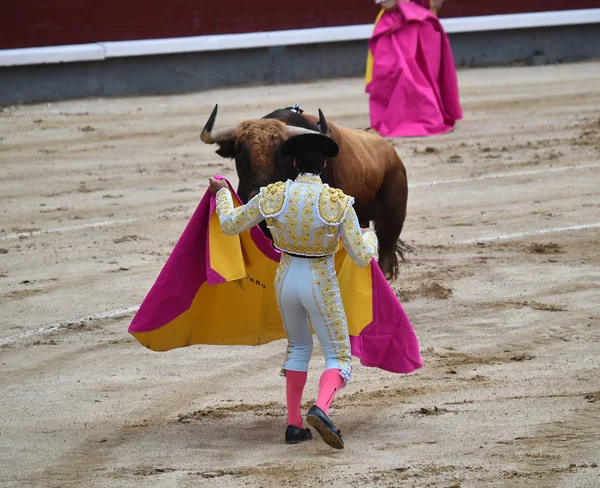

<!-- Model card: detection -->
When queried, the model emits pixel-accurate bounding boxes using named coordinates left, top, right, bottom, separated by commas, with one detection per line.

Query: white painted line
left=410, top=163, right=600, bottom=188
left=0, top=306, right=140, bottom=346
left=1, top=164, right=596, bottom=242
left=4, top=219, right=600, bottom=344
left=459, top=223, right=600, bottom=244
left=1, top=9, right=598, bottom=66
left=0, top=211, right=188, bottom=241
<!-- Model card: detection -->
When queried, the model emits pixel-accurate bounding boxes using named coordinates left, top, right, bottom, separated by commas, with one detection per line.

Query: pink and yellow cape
left=128, top=177, right=422, bottom=374
left=365, top=2, right=463, bottom=137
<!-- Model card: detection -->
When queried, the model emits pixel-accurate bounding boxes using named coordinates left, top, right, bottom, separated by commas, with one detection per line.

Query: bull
left=200, top=104, right=409, bottom=281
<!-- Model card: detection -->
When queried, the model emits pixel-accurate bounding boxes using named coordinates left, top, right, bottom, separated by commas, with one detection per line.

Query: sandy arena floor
left=1, top=61, right=599, bottom=488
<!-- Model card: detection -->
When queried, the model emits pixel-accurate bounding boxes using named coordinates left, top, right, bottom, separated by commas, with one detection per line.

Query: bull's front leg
left=353, top=204, right=373, bottom=230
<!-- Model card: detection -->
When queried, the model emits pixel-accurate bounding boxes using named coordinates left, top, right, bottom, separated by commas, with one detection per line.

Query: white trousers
left=275, top=253, right=352, bottom=383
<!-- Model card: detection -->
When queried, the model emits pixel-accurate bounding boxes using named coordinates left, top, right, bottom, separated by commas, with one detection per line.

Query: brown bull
left=200, top=104, right=409, bottom=281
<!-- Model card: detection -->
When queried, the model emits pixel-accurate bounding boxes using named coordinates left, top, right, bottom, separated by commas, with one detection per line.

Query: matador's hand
left=208, top=177, right=228, bottom=195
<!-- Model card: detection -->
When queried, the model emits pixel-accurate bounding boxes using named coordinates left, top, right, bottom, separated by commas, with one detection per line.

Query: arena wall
left=0, top=3, right=599, bottom=105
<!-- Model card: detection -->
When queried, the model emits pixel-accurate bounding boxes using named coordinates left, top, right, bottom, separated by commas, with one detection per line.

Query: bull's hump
left=340, top=125, right=385, bottom=141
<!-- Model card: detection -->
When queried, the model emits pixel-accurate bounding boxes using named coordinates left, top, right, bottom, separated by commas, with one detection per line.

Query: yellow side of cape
left=131, top=196, right=373, bottom=351
left=365, top=9, right=386, bottom=87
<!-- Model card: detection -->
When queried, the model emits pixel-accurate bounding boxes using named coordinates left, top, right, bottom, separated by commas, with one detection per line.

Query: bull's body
left=201, top=106, right=409, bottom=281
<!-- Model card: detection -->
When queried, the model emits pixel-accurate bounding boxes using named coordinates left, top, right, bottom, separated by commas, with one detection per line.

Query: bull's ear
left=215, top=141, right=236, bottom=159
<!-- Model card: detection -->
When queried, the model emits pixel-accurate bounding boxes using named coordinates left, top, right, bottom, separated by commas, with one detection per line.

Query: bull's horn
left=200, top=104, right=237, bottom=143
left=318, top=108, right=330, bottom=135
left=285, top=126, right=320, bottom=137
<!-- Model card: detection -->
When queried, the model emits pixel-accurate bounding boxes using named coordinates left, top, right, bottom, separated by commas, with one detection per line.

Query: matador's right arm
left=340, top=206, right=379, bottom=268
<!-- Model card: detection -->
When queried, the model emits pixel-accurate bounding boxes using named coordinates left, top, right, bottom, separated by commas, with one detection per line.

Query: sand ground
left=1, top=61, right=599, bottom=488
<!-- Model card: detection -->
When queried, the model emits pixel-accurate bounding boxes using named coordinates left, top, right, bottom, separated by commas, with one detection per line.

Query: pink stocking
left=316, top=368, right=344, bottom=416
left=286, top=370, right=308, bottom=428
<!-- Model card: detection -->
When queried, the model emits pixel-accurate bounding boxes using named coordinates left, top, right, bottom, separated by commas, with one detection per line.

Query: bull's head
left=200, top=104, right=320, bottom=203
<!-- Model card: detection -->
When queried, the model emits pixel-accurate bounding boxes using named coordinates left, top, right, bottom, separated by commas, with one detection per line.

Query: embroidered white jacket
left=215, top=174, right=378, bottom=267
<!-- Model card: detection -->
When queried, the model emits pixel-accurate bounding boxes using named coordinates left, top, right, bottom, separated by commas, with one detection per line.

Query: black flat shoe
left=285, top=425, right=313, bottom=444
left=306, top=405, right=344, bottom=449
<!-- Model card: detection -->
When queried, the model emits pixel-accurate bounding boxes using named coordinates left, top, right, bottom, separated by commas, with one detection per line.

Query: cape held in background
left=365, top=1, right=463, bottom=137
left=128, top=177, right=422, bottom=374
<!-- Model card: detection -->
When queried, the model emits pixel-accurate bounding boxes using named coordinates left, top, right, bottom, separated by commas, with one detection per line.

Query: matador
left=208, top=133, right=378, bottom=449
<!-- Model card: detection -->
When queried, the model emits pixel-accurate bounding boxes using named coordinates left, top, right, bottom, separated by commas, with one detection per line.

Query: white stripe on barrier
left=0, top=43, right=105, bottom=67
left=1, top=9, right=599, bottom=67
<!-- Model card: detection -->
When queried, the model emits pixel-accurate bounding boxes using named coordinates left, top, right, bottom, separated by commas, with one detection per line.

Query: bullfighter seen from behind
left=208, top=133, right=378, bottom=449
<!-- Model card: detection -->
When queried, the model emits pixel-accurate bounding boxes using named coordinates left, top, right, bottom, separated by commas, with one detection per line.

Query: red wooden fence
left=1, top=0, right=598, bottom=50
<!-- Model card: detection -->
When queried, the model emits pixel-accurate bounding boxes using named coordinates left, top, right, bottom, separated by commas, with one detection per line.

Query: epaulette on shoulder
left=259, top=181, right=289, bottom=218
left=317, top=186, right=354, bottom=226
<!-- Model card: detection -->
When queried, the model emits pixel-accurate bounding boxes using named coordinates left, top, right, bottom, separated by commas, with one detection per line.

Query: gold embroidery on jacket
left=317, top=186, right=353, bottom=226
left=269, top=180, right=341, bottom=256
left=295, top=174, right=322, bottom=185
left=215, top=189, right=261, bottom=235
left=259, top=181, right=288, bottom=217
left=298, top=188, right=317, bottom=246
left=339, top=206, right=378, bottom=267
left=310, top=258, right=351, bottom=369
left=276, top=241, right=339, bottom=257
left=275, top=253, right=293, bottom=376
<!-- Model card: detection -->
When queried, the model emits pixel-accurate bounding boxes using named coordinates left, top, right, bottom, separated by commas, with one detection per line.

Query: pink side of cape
left=349, top=260, right=423, bottom=373
left=128, top=178, right=422, bottom=374
left=366, top=2, right=463, bottom=137
left=128, top=191, right=210, bottom=333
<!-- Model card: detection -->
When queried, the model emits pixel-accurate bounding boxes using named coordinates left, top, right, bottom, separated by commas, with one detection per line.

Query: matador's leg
left=302, top=256, right=352, bottom=385
left=275, top=255, right=313, bottom=442
left=298, top=256, right=350, bottom=449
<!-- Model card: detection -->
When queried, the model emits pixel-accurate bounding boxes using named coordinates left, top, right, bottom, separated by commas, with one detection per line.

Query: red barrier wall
left=1, top=1, right=597, bottom=50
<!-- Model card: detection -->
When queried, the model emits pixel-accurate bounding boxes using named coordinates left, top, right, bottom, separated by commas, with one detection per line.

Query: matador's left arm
left=215, top=188, right=264, bottom=236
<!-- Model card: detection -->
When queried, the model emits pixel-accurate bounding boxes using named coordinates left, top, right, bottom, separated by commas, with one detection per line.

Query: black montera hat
left=282, top=133, right=339, bottom=159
